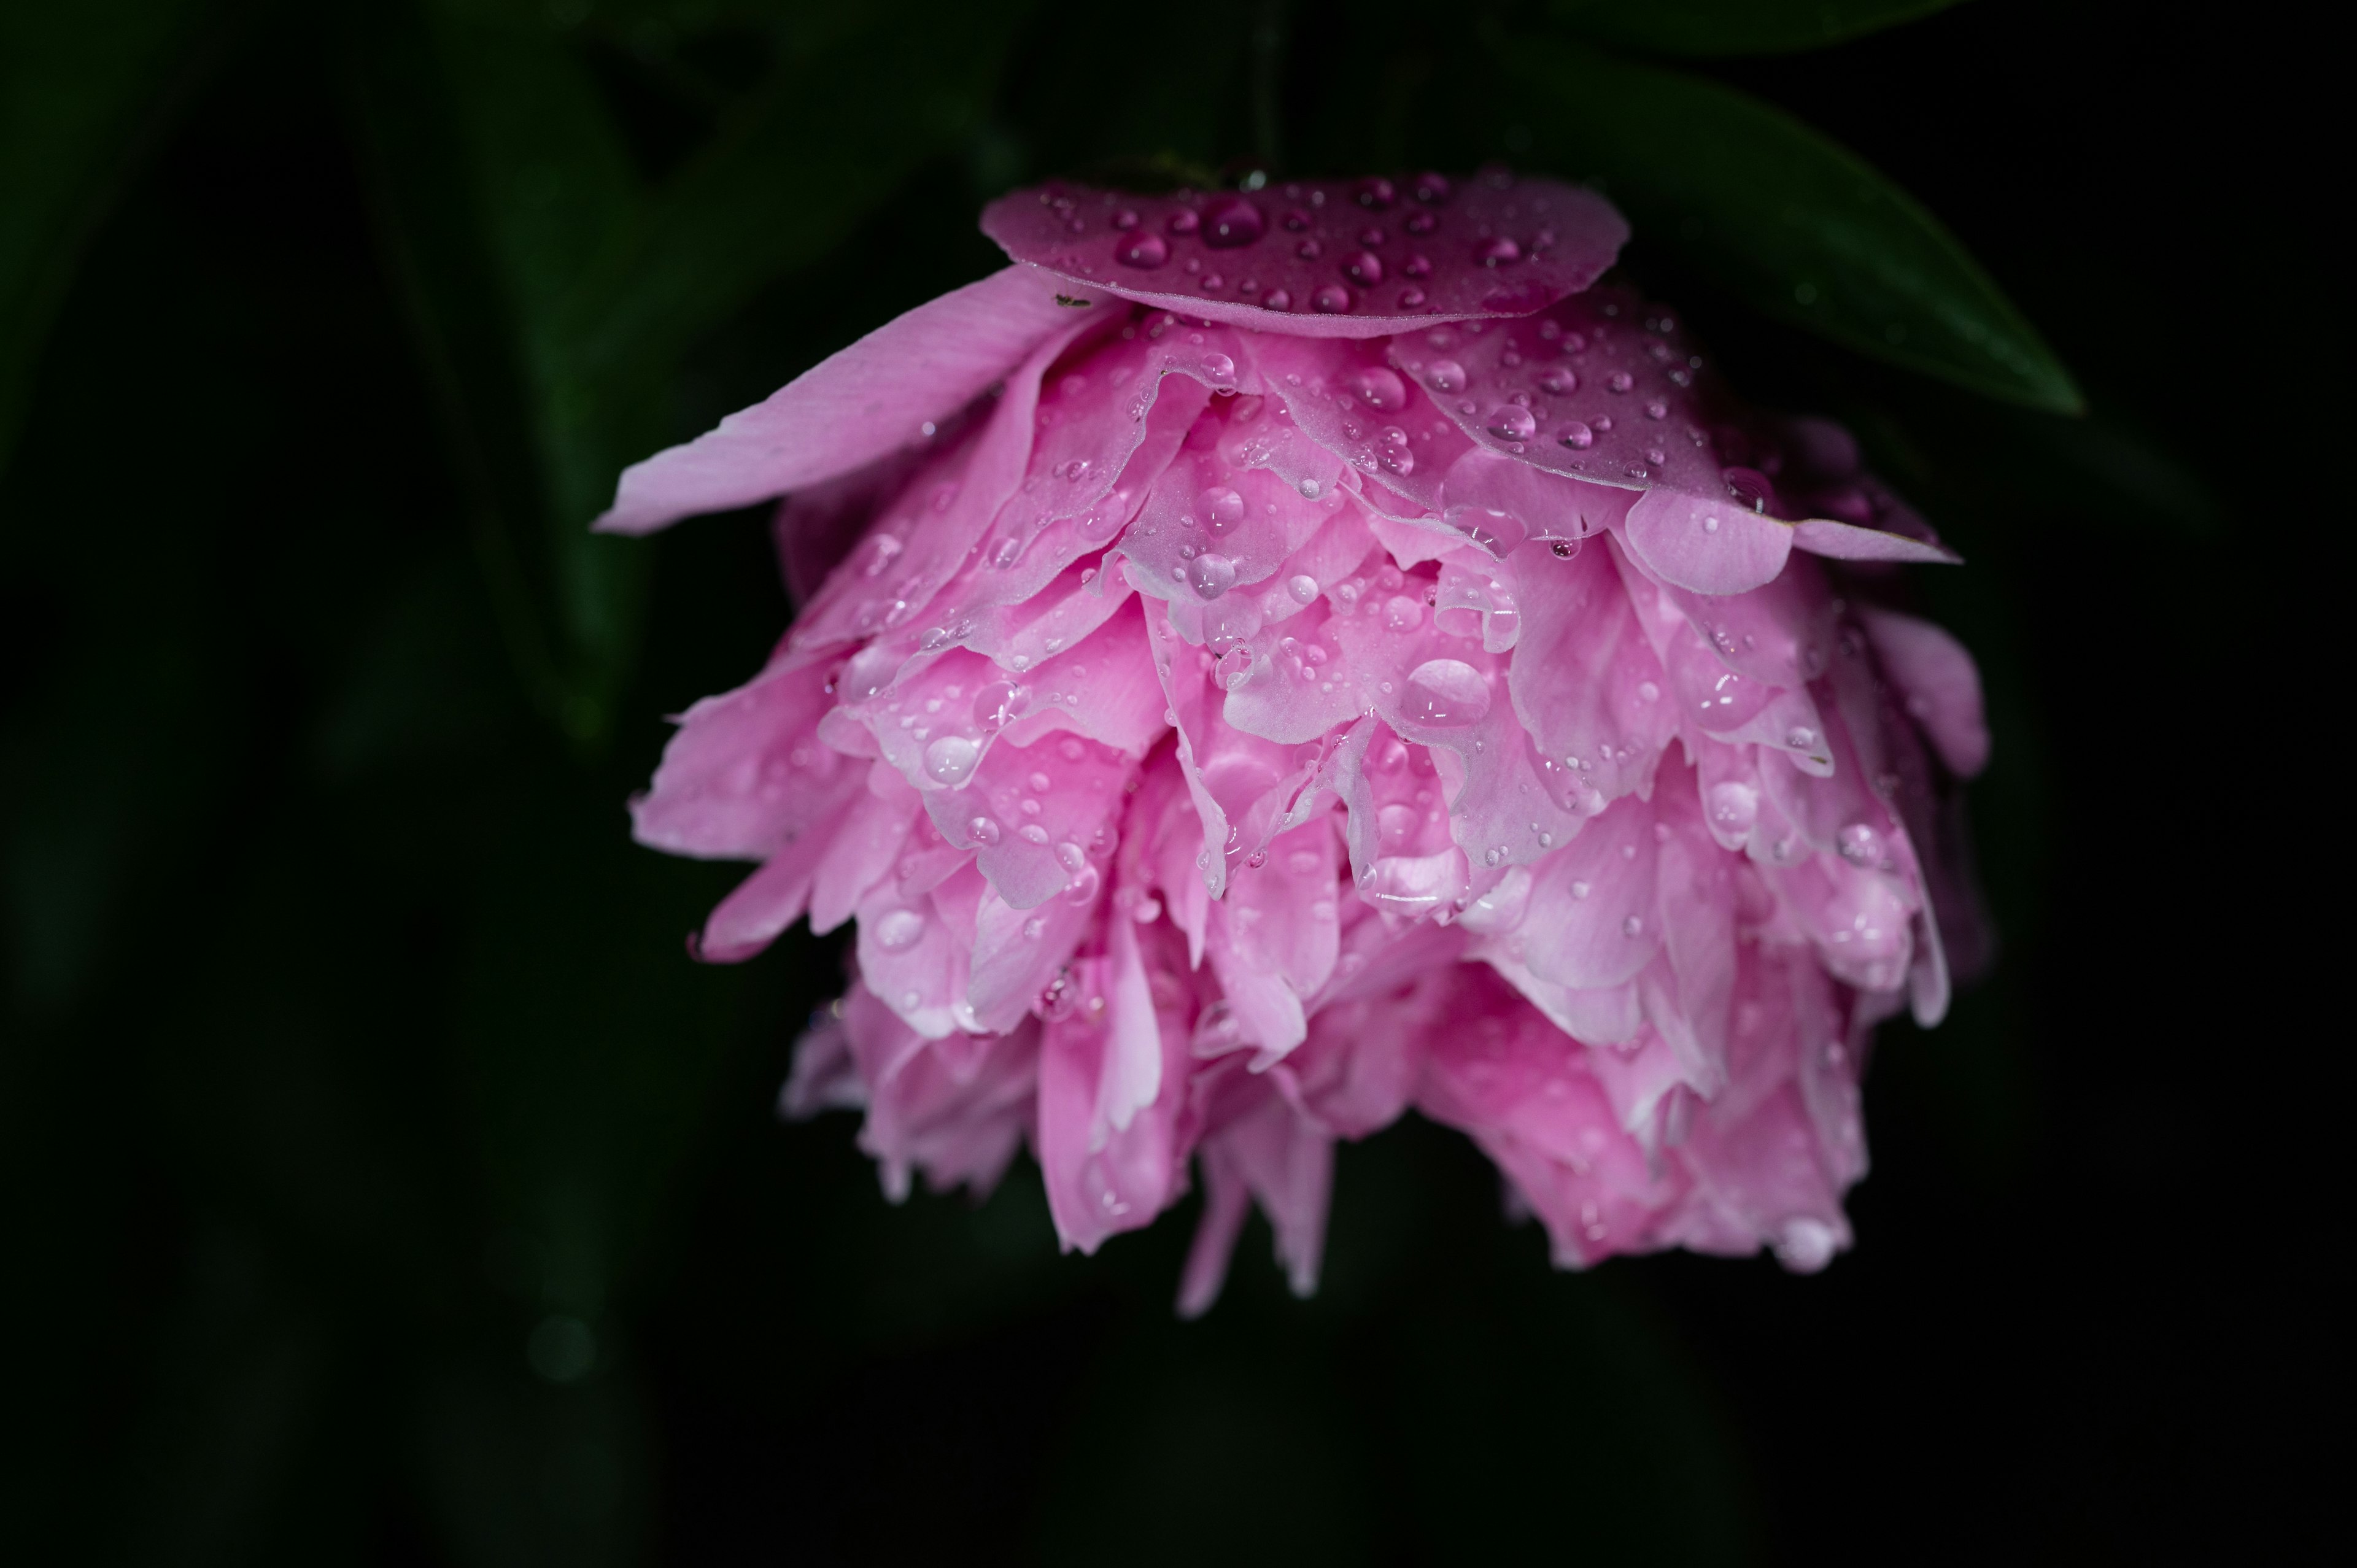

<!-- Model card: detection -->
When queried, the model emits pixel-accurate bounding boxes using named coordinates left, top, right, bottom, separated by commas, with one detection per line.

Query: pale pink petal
left=921, top=730, right=1132, bottom=910
left=1791, top=518, right=1960, bottom=564
left=854, top=863, right=975, bottom=1039
left=1509, top=535, right=1679, bottom=809
left=631, top=658, right=859, bottom=860
left=1035, top=956, right=1189, bottom=1254
left=1514, top=792, right=1662, bottom=992
left=597, top=268, right=1105, bottom=535
left=1621, top=487, right=1793, bottom=597
left=692, top=804, right=852, bottom=962
left=807, top=767, right=921, bottom=933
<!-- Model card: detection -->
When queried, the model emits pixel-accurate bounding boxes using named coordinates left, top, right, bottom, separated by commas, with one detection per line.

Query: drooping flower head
left=600, top=172, right=1989, bottom=1308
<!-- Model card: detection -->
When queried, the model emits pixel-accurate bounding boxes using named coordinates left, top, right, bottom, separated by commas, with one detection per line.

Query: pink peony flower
left=602, top=173, right=1990, bottom=1308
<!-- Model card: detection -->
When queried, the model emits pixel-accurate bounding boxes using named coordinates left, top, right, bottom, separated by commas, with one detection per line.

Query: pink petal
left=838, top=983, right=1040, bottom=1202
left=1035, top=956, right=1189, bottom=1254
left=631, top=658, right=860, bottom=860
left=807, top=767, right=921, bottom=933
left=982, top=175, right=1626, bottom=340
left=1209, top=1092, right=1335, bottom=1297
left=598, top=267, right=1105, bottom=536
left=966, top=875, right=1096, bottom=1035
left=1509, top=536, right=1678, bottom=810
left=1621, top=487, right=1794, bottom=597
left=1175, top=1140, right=1254, bottom=1318
left=854, top=863, right=976, bottom=1039
left=921, top=729, right=1131, bottom=910
left=1859, top=607, right=1990, bottom=778
left=1790, top=518, right=1960, bottom=564
left=693, top=832, right=837, bottom=963
left=781, top=314, right=1093, bottom=666
left=1514, top=791, right=1662, bottom=992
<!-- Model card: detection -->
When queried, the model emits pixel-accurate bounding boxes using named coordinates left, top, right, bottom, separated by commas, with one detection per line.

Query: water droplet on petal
left=1287, top=574, right=1320, bottom=604
left=1343, top=250, right=1384, bottom=286
left=1199, top=351, right=1236, bottom=383
left=1838, top=822, right=1885, bottom=866
left=922, top=735, right=981, bottom=786
left=973, top=681, right=1029, bottom=732
left=1477, top=236, right=1521, bottom=266
left=1349, top=366, right=1407, bottom=411
left=1117, top=233, right=1168, bottom=269
left=1202, top=196, right=1264, bottom=247
left=1403, top=658, right=1491, bottom=726
left=1312, top=284, right=1352, bottom=313
left=1198, top=486, right=1245, bottom=533
left=1539, top=367, right=1577, bottom=395
left=968, top=815, right=1002, bottom=846
left=1425, top=359, right=1466, bottom=393
left=1188, top=552, right=1238, bottom=599
left=1489, top=405, right=1536, bottom=440
left=874, top=908, right=927, bottom=951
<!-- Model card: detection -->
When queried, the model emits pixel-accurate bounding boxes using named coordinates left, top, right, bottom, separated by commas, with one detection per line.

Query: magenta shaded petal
left=983, top=176, right=1625, bottom=340
left=598, top=267, right=1105, bottom=535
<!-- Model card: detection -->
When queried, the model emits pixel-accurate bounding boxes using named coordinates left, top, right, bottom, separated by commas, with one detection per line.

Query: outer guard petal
left=983, top=176, right=1625, bottom=340
left=597, top=268, right=1107, bottom=535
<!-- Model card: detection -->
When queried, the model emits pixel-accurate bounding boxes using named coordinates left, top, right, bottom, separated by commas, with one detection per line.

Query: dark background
left=1, top=1, right=2334, bottom=1562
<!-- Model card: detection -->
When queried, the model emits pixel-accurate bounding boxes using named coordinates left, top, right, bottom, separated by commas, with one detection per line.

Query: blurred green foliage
left=0, top=0, right=2322, bottom=1562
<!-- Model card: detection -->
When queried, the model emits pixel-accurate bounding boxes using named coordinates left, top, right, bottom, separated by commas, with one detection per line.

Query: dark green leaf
left=1549, top=0, right=1966, bottom=56
left=1500, top=39, right=2083, bottom=412
left=0, top=0, right=219, bottom=470
left=344, top=0, right=1034, bottom=742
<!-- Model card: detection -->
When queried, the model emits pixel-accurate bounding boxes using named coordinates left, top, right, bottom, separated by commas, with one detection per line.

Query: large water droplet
left=1117, top=233, right=1168, bottom=269
left=1312, top=284, right=1352, bottom=313
left=1489, top=405, right=1536, bottom=440
left=1198, top=350, right=1236, bottom=384
left=1384, top=594, right=1424, bottom=631
left=1558, top=420, right=1594, bottom=450
left=1708, top=782, right=1759, bottom=835
left=1198, top=486, right=1245, bottom=533
left=1188, top=552, right=1238, bottom=599
left=1202, top=196, right=1264, bottom=248
left=973, top=681, right=1028, bottom=733
left=1477, top=236, right=1521, bottom=266
left=1064, top=863, right=1102, bottom=904
left=1343, top=250, right=1384, bottom=286
left=967, top=815, right=1002, bottom=846
left=1287, top=574, right=1320, bottom=605
left=1425, top=360, right=1466, bottom=393
left=873, top=908, right=927, bottom=951
left=1838, top=822, right=1885, bottom=867
left=1403, top=659, right=1491, bottom=726
left=922, top=734, right=981, bottom=786
left=1349, top=366, right=1407, bottom=411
